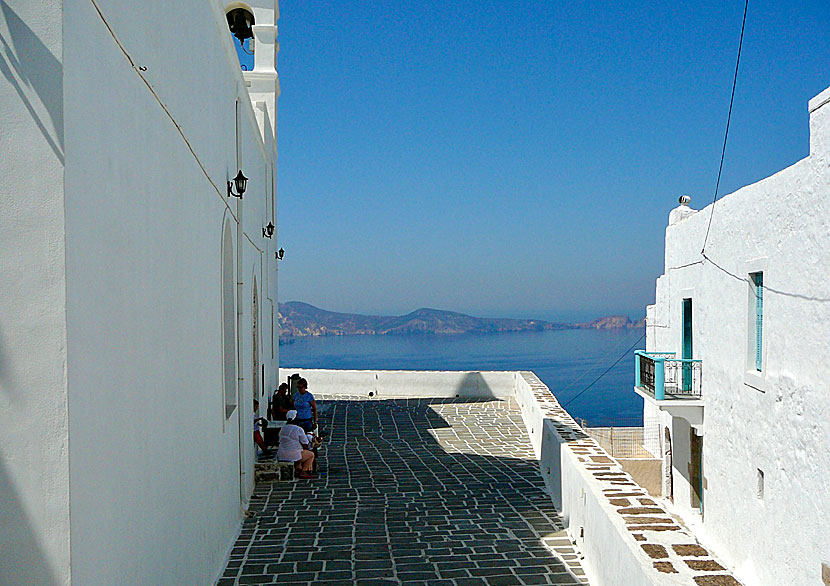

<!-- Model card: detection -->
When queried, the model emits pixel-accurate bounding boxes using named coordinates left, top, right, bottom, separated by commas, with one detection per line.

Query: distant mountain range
left=278, top=302, right=644, bottom=341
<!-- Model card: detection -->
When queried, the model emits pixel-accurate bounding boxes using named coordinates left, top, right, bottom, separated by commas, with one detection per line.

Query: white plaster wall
left=0, top=2, right=70, bottom=584
left=557, top=446, right=675, bottom=586
left=645, top=87, right=830, bottom=586
left=514, top=374, right=545, bottom=458
left=279, top=368, right=517, bottom=398
left=61, top=0, right=279, bottom=584
left=516, top=373, right=691, bottom=586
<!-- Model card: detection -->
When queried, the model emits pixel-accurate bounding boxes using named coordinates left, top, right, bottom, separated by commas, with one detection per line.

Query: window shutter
left=754, top=273, right=763, bottom=371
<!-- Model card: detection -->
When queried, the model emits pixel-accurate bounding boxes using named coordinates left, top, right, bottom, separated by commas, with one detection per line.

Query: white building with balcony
left=0, top=1, right=280, bottom=584
left=638, top=85, right=830, bottom=586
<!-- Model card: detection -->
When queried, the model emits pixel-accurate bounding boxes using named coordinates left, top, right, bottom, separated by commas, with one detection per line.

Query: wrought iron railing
left=635, top=351, right=702, bottom=399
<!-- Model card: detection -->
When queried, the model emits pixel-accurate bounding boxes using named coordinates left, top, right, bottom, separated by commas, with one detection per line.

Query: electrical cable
left=558, top=328, right=645, bottom=396
left=701, top=0, right=749, bottom=254
left=563, top=4, right=750, bottom=410
left=561, top=332, right=645, bottom=408
left=88, top=0, right=243, bottom=225
left=238, top=36, right=255, bottom=55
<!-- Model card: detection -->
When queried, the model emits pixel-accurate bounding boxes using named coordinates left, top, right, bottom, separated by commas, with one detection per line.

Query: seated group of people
left=254, top=377, right=321, bottom=480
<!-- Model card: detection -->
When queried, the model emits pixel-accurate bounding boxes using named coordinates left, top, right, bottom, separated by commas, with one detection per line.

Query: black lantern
left=263, top=222, right=274, bottom=238
left=227, top=170, right=248, bottom=198
left=276, top=248, right=285, bottom=261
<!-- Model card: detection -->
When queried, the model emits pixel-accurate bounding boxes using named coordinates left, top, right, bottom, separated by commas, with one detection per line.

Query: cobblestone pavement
left=218, top=397, right=590, bottom=586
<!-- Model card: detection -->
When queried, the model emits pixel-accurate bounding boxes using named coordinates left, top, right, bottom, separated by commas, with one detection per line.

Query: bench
left=255, top=452, right=295, bottom=482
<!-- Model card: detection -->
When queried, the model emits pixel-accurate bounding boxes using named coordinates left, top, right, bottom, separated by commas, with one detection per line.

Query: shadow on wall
left=457, top=371, right=497, bottom=399
left=0, top=1, right=64, bottom=163
left=0, top=323, right=18, bottom=396
left=0, top=458, right=61, bottom=586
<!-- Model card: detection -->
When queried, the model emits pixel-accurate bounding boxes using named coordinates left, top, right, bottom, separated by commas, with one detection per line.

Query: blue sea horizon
left=279, top=327, right=645, bottom=426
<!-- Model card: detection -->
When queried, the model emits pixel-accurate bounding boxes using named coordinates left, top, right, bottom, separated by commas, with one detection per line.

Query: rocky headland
left=279, top=301, right=643, bottom=341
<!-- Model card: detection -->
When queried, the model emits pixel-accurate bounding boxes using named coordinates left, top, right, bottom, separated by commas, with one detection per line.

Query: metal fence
left=577, top=418, right=656, bottom=459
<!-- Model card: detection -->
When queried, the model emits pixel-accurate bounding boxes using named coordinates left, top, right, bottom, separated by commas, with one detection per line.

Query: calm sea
left=279, top=327, right=646, bottom=426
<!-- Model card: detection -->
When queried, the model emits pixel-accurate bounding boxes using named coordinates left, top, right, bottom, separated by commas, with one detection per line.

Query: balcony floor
left=219, top=397, right=589, bottom=585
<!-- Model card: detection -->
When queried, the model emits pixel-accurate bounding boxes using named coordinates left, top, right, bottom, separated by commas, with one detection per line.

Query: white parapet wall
left=279, top=368, right=517, bottom=399
left=513, top=371, right=744, bottom=586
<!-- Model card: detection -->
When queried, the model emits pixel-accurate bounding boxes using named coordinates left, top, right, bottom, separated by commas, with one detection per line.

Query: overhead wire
left=88, top=0, right=241, bottom=224
left=558, top=328, right=646, bottom=396
left=561, top=332, right=645, bottom=409
left=558, top=3, right=752, bottom=411
left=701, top=0, right=750, bottom=254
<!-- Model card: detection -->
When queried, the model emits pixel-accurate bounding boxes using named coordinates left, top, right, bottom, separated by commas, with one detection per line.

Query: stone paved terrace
left=218, top=396, right=590, bottom=586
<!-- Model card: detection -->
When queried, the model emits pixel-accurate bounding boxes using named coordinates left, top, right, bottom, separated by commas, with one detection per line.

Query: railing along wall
left=634, top=351, right=702, bottom=399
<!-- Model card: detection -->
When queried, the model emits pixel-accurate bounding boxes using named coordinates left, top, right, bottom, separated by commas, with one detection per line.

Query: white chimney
left=669, top=194, right=697, bottom=225
left=809, top=85, right=830, bottom=166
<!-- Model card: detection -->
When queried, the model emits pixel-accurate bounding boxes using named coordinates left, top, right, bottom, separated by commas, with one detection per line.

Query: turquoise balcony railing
left=635, top=351, right=703, bottom=400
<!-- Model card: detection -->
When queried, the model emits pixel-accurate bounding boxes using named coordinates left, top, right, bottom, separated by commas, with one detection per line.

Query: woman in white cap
left=277, top=410, right=316, bottom=479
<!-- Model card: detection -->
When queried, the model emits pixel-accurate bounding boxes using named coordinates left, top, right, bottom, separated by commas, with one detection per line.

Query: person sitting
left=270, top=383, right=293, bottom=421
left=253, top=400, right=269, bottom=456
left=277, top=410, right=316, bottom=479
left=292, top=377, right=317, bottom=432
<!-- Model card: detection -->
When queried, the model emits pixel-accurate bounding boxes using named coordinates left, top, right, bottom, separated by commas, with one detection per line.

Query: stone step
left=255, top=459, right=295, bottom=482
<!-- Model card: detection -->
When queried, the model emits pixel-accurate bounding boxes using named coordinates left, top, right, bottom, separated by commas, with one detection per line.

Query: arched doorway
left=663, top=426, right=673, bottom=501
left=252, top=278, right=260, bottom=411
left=222, top=220, right=236, bottom=420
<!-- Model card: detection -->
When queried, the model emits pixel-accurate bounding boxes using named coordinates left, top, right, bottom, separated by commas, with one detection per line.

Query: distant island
left=279, top=301, right=644, bottom=342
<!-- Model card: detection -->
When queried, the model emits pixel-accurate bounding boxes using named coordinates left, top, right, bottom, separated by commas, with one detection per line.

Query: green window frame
left=751, top=272, right=763, bottom=371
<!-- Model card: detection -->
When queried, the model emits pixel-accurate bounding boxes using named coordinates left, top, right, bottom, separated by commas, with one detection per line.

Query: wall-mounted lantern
left=263, top=222, right=275, bottom=238
left=275, top=248, right=285, bottom=261
left=227, top=170, right=248, bottom=198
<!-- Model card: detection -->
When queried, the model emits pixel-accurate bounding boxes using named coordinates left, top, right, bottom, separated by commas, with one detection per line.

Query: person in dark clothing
left=270, top=383, right=293, bottom=421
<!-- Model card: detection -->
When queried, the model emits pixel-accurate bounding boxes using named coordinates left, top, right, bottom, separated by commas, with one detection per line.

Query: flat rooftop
left=218, top=396, right=589, bottom=585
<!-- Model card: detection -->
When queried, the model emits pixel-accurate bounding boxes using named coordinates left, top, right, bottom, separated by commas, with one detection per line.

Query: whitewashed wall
left=644, top=86, right=830, bottom=586
left=513, top=372, right=718, bottom=586
left=2, top=0, right=280, bottom=585
left=0, top=2, right=69, bottom=585
left=279, top=368, right=517, bottom=398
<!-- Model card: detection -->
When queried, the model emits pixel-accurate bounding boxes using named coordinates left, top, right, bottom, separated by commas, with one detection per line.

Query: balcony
left=634, top=351, right=704, bottom=430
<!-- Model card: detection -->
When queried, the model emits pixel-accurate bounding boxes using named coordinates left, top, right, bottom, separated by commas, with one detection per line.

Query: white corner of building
left=668, top=203, right=697, bottom=226
left=809, top=85, right=830, bottom=160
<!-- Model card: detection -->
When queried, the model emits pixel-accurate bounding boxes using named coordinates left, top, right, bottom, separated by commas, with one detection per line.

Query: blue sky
left=240, top=1, right=829, bottom=322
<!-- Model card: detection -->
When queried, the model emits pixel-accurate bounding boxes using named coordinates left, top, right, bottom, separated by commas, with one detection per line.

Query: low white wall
left=558, top=445, right=661, bottom=586
left=278, top=368, right=517, bottom=399
left=512, top=373, right=656, bottom=584
left=515, top=372, right=742, bottom=586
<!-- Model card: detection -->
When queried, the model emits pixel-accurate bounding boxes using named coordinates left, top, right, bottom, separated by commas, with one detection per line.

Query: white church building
left=638, top=85, right=830, bottom=586
left=0, top=1, right=281, bottom=584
